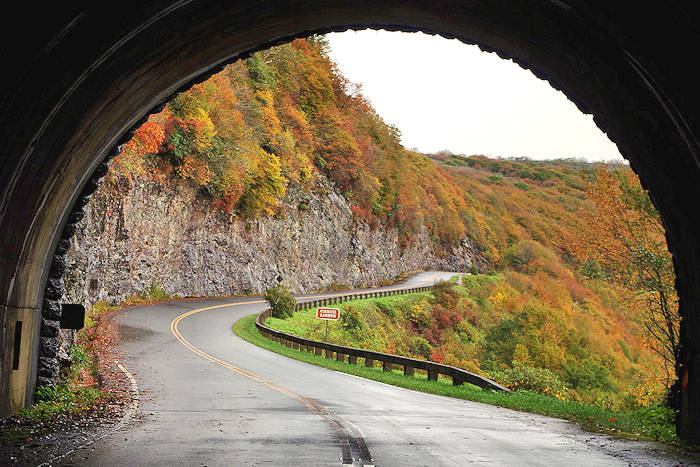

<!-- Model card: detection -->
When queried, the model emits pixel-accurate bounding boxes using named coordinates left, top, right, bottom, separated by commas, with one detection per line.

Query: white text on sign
left=317, top=307, right=340, bottom=320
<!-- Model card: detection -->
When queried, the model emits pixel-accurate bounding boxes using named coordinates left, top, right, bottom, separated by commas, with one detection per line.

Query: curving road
left=65, top=272, right=694, bottom=466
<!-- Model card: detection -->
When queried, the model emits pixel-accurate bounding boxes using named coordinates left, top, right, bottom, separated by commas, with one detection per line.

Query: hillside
left=86, top=37, right=671, bottom=410
left=270, top=155, right=669, bottom=411
left=110, top=37, right=471, bottom=250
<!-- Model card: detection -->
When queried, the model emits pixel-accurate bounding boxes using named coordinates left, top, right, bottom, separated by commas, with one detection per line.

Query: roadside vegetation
left=234, top=312, right=677, bottom=445
left=14, top=345, right=107, bottom=425
left=0, top=341, right=115, bottom=448
left=0, top=284, right=172, bottom=449
left=267, top=280, right=663, bottom=412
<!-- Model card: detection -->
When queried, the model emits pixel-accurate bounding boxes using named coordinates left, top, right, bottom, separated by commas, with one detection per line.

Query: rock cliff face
left=63, top=175, right=485, bottom=305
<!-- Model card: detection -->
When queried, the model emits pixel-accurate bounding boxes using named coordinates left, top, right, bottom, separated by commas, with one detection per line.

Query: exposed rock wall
left=63, top=175, right=485, bottom=305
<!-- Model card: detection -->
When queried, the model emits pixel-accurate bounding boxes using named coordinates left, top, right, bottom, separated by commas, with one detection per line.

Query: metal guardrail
left=255, top=284, right=510, bottom=392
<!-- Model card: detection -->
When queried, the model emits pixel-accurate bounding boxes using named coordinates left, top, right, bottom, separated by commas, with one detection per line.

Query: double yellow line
left=170, top=300, right=315, bottom=406
left=169, top=298, right=372, bottom=464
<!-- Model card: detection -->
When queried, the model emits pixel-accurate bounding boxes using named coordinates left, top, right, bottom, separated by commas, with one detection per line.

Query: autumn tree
left=573, top=167, right=679, bottom=385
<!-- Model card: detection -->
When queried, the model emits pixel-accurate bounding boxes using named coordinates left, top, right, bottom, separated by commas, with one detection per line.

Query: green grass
left=9, top=343, right=110, bottom=428
left=234, top=313, right=680, bottom=445
left=265, top=292, right=433, bottom=349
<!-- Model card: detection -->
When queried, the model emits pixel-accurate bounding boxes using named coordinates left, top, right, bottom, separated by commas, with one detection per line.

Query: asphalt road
left=64, top=272, right=696, bottom=466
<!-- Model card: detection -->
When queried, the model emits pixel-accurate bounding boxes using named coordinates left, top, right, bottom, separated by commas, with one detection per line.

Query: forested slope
left=109, top=37, right=673, bottom=410
left=111, top=37, right=470, bottom=250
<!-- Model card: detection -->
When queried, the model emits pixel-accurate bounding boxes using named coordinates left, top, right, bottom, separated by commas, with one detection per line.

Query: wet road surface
left=65, top=272, right=698, bottom=466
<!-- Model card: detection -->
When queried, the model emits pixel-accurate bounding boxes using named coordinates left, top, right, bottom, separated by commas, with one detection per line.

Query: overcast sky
left=325, top=30, right=623, bottom=162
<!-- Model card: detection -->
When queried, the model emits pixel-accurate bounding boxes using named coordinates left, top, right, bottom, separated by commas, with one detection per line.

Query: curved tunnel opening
left=1, top=2, right=698, bottom=444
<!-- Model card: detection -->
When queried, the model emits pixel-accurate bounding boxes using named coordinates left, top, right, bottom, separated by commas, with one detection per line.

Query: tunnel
left=1, top=1, right=699, bottom=442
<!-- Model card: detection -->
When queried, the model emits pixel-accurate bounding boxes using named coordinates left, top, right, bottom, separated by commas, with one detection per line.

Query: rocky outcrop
left=63, top=175, right=486, bottom=305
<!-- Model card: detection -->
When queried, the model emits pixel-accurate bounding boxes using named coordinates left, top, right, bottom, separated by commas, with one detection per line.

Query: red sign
left=317, top=307, right=340, bottom=320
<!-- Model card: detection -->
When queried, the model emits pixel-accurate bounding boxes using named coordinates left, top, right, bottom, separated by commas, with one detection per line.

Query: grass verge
left=234, top=313, right=682, bottom=446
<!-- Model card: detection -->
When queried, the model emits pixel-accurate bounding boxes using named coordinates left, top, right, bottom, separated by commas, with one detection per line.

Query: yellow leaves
left=512, top=343, right=529, bottom=365
left=625, top=375, right=667, bottom=407
left=190, top=108, right=216, bottom=153
left=177, top=155, right=212, bottom=186
left=298, top=164, right=314, bottom=184
left=408, top=300, right=433, bottom=328
left=255, top=89, right=274, bottom=106
left=489, top=291, right=507, bottom=305
left=239, top=149, right=288, bottom=218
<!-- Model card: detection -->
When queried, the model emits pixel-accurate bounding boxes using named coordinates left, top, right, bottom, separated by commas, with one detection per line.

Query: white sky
left=325, top=30, right=623, bottom=162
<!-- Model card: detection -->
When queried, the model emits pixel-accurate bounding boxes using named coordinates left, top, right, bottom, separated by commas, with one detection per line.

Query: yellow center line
left=170, top=284, right=437, bottom=463
left=169, top=274, right=439, bottom=401
left=169, top=299, right=364, bottom=444
left=170, top=295, right=378, bottom=462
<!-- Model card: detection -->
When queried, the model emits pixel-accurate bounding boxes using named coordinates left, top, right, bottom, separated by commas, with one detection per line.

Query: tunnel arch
left=1, top=2, right=699, bottom=442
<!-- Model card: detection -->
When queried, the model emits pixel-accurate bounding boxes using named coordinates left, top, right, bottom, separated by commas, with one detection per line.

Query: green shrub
left=70, top=344, right=91, bottom=368
left=501, top=240, right=554, bottom=270
left=374, top=299, right=397, bottom=318
left=564, top=358, right=614, bottom=391
left=19, top=383, right=103, bottom=424
left=490, top=364, right=569, bottom=399
left=632, top=405, right=677, bottom=443
left=264, top=285, right=296, bottom=319
left=147, top=283, right=170, bottom=301
left=409, top=336, right=433, bottom=359
left=341, top=305, right=363, bottom=332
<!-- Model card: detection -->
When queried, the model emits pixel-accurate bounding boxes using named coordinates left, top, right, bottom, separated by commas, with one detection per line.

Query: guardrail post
left=348, top=355, right=357, bottom=364
left=404, top=365, right=414, bottom=377
left=452, top=375, right=465, bottom=386
left=336, top=352, right=345, bottom=362
left=383, top=361, right=393, bottom=372
left=315, top=346, right=322, bottom=356
left=325, top=349, right=333, bottom=359
left=428, top=368, right=438, bottom=381
left=365, top=358, right=375, bottom=367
